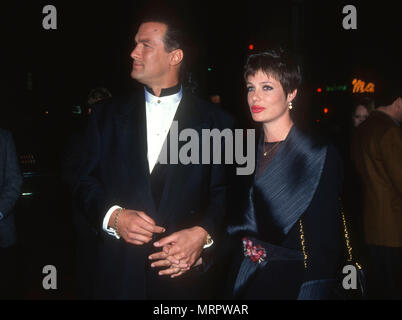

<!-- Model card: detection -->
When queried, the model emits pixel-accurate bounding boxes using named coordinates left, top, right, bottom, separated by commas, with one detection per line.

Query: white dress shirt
left=145, top=86, right=182, bottom=172
left=102, top=86, right=182, bottom=238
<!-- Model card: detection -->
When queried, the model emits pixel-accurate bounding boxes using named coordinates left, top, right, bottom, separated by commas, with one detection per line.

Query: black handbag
left=299, top=200, right=367, bottom=300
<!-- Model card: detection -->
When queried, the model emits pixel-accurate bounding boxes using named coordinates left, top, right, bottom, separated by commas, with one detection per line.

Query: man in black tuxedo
left=0, top=128, right=23, bottom=298
left=73, top=15, right=233, bottom=299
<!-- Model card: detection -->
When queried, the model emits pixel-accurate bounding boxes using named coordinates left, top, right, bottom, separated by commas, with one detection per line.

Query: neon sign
left=352, top=79, right=375, bottom=93
left=326, top=85, right=347, bottom=92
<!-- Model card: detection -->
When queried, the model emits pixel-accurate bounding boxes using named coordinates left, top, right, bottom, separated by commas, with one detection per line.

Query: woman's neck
left=263, top=117, right=294, bottom=143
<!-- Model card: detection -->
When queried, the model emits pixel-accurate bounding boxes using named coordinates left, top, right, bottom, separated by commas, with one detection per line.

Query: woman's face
left=246, top=70, right=295, bottom=124
left=353, top=105, right=369, bottom=127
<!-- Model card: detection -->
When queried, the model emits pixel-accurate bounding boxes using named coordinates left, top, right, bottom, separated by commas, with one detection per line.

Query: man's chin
left=131, top=74, right=149, bottom=87
left=131, top=71, right=143, bottom=81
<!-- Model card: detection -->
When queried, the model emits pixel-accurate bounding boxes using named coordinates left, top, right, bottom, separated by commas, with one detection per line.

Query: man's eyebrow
left=135, top=38, right=153, bottom=45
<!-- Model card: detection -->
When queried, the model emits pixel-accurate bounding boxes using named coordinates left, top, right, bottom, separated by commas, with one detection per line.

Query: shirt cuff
left=102, top=205, right=122, bottom=239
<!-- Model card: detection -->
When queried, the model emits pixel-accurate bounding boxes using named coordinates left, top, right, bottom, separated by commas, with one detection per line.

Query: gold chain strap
left=299, top=220, right=308, bottom=269
left=299, top=199, right=362, bottom=270
left=341, top=208, right=353, bottom=263
left=340, top=202, right=363, bottom=270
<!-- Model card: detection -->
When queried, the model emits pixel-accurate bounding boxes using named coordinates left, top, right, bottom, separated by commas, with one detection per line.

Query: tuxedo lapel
left=113, top=91, right=157, bottom=216
left=156, top=92, right=207, bottom=225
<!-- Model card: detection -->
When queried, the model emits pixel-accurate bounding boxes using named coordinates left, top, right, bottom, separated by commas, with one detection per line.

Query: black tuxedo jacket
left=73, top=89, right=234, bottom=299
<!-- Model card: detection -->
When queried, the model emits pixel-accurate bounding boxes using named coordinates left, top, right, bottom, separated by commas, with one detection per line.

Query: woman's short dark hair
left=244, top=49, right=302, bottom=97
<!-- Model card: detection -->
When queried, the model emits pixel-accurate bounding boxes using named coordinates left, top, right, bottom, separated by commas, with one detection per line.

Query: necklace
left=263, top=141, right=281, bottom=157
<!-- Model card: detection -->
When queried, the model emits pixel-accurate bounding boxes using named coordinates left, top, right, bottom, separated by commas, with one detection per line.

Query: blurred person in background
left=352, top=98, right=375, bottom=128
left=351, top=84, right=402, bottom=299
left=61, top=87, right=112, bottom=299
left=61, top=87, right=113, bottom=190
left=209, top=93, right=222, bottom=105
left=87, top=87, right=112, bottom=115
left=0, top=128, right=23, bottom=299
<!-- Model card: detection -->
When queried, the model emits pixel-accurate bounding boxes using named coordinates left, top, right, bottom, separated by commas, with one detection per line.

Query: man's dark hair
left=140, top=7, right=193, bottom=87
left=140, top=11, right=187, bottom=53
left=244, top=48, right=302, bottom=97
left=375, top=80, right=401, bottom=107
left=136, top=2, right=197, bottom=87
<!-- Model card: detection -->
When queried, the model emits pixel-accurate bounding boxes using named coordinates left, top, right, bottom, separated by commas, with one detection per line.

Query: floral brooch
left=242, top=237, right=267, bottom=264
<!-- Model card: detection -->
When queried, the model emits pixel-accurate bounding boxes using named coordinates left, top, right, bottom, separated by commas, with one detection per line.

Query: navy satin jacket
left=227, top=126, right=344, bottom=299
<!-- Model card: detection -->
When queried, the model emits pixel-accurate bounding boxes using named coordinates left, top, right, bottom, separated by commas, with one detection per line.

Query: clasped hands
left=111, top=209, right=205, bottom=278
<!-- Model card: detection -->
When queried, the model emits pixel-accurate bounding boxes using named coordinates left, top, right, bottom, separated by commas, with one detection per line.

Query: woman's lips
left=251, top=105, right=265, bottom=113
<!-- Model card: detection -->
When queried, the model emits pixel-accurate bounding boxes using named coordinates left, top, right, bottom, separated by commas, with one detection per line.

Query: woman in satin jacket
left=226, top=49, right=344, bottom=300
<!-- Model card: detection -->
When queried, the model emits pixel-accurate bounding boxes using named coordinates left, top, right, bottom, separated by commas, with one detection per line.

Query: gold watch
left=203, top=234, right=213, bottom=249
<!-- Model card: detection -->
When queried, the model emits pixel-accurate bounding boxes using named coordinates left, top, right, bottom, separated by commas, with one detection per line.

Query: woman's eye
left=263, top=85, right=273, bottom=91
left=247, top=86, right=254, bottom=92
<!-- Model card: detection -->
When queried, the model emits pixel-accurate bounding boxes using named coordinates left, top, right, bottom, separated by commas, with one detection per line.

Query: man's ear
left=170, top=49, right=184, bottom=66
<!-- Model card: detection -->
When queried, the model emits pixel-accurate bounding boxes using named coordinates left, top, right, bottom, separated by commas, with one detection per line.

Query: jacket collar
left=228, top=126, right=328, bottom=240
left=374, top=110, right=401, bottom=127
left=145, top=83, right=182, bottom=97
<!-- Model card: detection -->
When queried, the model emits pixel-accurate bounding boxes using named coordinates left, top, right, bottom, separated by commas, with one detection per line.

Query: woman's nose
left=251, top=90, right=260, bottom=102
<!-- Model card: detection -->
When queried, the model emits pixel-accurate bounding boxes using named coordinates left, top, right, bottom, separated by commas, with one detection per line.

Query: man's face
left=395, top=97, right=402, bottom=122
left=130, top=22, right=172, bottom=87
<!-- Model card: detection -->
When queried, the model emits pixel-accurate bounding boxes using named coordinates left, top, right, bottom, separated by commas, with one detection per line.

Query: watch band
left=203, top=234, right=213, bottom=249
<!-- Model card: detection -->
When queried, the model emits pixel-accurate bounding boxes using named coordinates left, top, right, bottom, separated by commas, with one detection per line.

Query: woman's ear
left=170, top=49, right=184, bottom=66
left=287, top=89, right=298, bottom=103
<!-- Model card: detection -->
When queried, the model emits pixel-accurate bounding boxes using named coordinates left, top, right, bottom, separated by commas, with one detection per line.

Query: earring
left=289, top=101, right=293, bottom=110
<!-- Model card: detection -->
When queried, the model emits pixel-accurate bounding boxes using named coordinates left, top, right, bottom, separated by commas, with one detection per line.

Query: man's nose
left=131, top=45, right=140, bottom=60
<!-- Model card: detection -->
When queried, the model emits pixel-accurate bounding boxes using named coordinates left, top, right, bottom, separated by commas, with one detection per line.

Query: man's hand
left=108, top=209, right=165, bottom=245
left=170, top=257, right=203, bottom=279
left=149, top=244, right=190, bottom=269
left=149, top=245, right=203, bottom=278
left=153, top=226, right=208, bottom=273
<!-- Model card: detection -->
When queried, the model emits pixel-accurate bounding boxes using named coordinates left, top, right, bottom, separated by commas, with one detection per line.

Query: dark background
left=1, top=0, right=401, bottom=299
